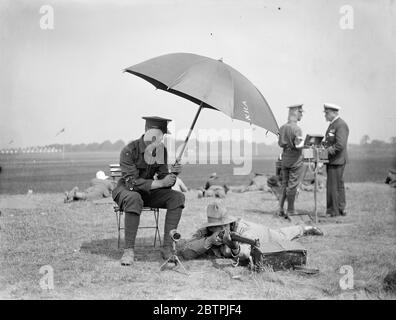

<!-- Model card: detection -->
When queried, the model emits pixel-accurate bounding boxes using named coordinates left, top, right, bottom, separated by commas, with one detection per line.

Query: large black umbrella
left=125, top=52, right=279, bottom=163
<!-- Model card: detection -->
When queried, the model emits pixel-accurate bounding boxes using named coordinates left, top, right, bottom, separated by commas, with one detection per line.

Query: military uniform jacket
left=324, top=117, right=349, bottom=165
left=112, top=135, right=170, bottom=198
left=278, top=121, right=303, bottom=166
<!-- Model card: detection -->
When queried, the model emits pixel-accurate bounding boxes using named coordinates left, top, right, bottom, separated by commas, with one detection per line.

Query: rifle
left=218, top=230, right=310, bottom=272
left=218, top=231, right=264, bottom=271
left=229, top=231, right=260, bottom=248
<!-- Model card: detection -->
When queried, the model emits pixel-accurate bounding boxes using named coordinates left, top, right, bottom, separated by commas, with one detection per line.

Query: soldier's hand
left=222, top=230, right=239, bottom=250
left=205, top=231, right=223, bottom=247
left=161, top=174, right=177, bottom=187
left=170, top=163, right=182, bottom=174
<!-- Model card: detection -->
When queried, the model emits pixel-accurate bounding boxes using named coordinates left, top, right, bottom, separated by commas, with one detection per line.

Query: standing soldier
left=277, top=104, right=305, bottom=218
left=112, top=116, right=185, bottom=266
left=322, top=103, right=349, bottom=217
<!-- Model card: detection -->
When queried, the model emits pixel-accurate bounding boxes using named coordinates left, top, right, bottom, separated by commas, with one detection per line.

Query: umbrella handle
left=172, top=102, right=204, bottom=168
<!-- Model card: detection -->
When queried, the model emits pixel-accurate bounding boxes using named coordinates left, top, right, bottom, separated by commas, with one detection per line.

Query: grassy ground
left=0, top=183, right=395, bottom=300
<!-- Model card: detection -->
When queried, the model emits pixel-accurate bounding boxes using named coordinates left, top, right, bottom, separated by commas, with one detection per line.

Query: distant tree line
left=41, top=136, right=395, bottom=156
left=46, top=140, right=126, bottom=152
left=359, top=135, right=396, bottom=147
left=348, top=135, right=396, bottom=158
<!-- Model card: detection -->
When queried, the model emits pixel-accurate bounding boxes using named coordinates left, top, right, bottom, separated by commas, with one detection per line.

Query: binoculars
left=169, top=229, right=181, bottom=242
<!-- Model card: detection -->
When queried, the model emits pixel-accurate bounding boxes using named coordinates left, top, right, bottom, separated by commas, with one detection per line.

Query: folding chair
left=109, top=164, right=162, bottom=249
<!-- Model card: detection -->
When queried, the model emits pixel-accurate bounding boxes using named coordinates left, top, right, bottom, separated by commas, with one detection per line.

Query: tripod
left=311, top=147, right=328, bottom=224
left=159, top=240, right=189, bottom=275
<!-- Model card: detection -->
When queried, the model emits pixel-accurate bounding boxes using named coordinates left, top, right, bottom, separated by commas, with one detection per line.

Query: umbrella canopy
left=124, top=53, right=279, bottom=135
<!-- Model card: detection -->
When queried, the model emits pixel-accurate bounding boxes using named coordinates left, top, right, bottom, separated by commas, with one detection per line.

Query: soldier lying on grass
left=64, top=170, right=116, bottom=203
left=197, top=173, right=229, bottom=199
left=177, top=201, right=323, bottom=270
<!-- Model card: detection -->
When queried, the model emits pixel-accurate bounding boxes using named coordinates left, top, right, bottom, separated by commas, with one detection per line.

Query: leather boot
left=160, top=246, right=175, bottom=261
left=278, top=189, right=287, bottom=215
left=286, top=192, right=297, bottom=215
left=120, top=248, right=135, bottom=266
left=303, top=226, right=324, bottom=236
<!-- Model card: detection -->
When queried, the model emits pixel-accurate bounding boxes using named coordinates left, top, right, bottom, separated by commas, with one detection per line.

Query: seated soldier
left=112, top=116, right=185, bottom=266
left=64, top=170, right=116, bottom=203
left=197, top=173, right=229, bottom=199
left=178, top=201, right=323, bottom=267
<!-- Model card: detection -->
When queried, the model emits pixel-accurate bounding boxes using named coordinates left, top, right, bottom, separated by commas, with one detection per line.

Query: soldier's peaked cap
left=323, top=103, right=341, bottom=111
left=142, top=116, right=172, bottom=134
left=286, top=104, right=304, bottom=109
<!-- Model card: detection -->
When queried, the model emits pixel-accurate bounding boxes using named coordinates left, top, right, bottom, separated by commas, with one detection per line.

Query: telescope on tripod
left=160, top=229, right=189, bottom=275
left=169, top=229, right=181, bottom=242
left=302, top=134, right=329, bottom=223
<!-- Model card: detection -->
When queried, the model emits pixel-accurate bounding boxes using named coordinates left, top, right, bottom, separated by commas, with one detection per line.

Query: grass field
left=0, top=152, right=395, bottom=194
left=0, top=151, right=395, bottom=300
left=0, top=182, right=395, bottom=300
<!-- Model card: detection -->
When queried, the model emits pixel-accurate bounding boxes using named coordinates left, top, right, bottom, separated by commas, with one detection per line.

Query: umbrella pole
left=175, top=102, right=204, bottom=164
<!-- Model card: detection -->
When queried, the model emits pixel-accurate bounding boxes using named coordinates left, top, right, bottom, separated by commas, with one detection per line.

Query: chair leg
left=116, top=211, right=122, bottom=249
left=153, top=209, right=161, bottom=247
left=116, top=207, right=161, bottom=248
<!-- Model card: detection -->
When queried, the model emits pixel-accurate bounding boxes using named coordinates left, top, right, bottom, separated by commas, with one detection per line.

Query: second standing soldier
left=277, top=104, right=305, bottom=218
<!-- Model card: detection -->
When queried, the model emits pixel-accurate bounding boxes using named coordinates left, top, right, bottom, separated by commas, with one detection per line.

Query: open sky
left=1, top=0, right=395, bottom=148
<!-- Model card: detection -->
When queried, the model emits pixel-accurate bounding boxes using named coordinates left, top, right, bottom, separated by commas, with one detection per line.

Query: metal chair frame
left=110, top=164, right=162, bottom=249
